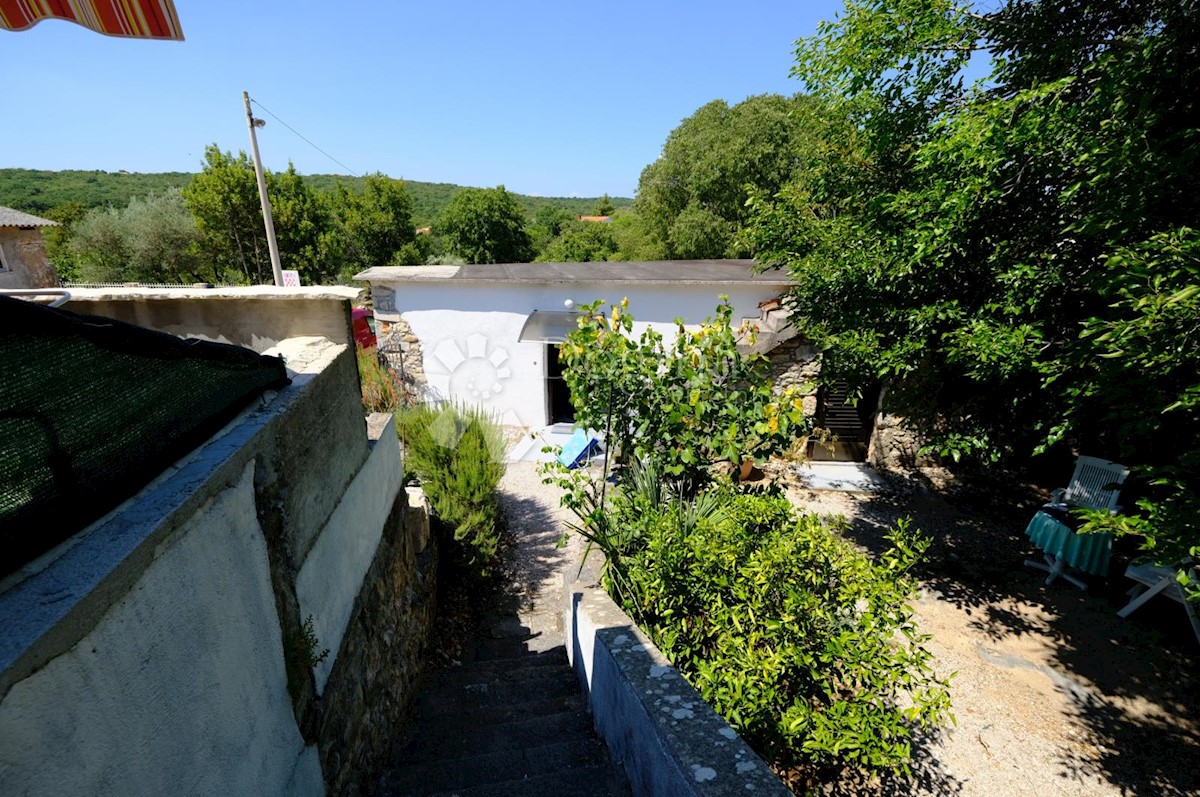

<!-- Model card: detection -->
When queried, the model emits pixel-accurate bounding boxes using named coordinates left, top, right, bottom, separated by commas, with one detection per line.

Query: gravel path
left=494, top=460, right=586, bottom=651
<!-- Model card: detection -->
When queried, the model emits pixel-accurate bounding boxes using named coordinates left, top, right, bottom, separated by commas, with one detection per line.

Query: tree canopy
left=331, top=173, right=421, bottom=271
left=746, top=0, right=1200, bottom=564
left=68, top=189, right=205, bottom=284
left=435, top=185, right=535, bottom=264
left=635, top=93, right=826, bottom=259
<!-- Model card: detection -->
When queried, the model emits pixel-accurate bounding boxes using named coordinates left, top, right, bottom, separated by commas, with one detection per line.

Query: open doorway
left=546, top=344, right=574, bottom=425
left=808, top=381, right=881, bottom=462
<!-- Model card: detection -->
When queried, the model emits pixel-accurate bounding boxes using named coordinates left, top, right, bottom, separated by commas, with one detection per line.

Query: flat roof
left=355, top=259, right=789, bottom=286
left=65, top=285, right=362, bottom=302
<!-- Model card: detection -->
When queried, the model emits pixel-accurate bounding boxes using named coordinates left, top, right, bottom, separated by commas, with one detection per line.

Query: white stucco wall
left=297, top=414, right=403, bottom=695
left=374, top=281, right=784, bottom=428
left=0, top=463, right=323, bottom=797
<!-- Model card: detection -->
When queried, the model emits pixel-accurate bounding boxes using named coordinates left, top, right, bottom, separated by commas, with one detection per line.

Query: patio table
left=1024, top=509, right=1113, bottom=589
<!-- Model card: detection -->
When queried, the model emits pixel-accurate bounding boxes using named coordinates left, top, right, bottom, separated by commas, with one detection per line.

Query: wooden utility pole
left=243, top=91, right=284, bottom=287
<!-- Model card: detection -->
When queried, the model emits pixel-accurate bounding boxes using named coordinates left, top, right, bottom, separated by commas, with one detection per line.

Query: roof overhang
left=518, top=310, right=580, bottom=344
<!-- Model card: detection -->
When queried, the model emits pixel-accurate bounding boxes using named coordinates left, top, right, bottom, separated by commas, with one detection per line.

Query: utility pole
left=243, top=91, right=284, bottom=287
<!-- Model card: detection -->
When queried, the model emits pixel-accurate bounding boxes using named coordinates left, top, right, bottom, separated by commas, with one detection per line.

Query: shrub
left=396, top=402, right=506, bottom=579
left=615, top=488, right=951, bottom=788
left=357, top=346, right=405, bottom=413
left=558, top=298, right=808, bottom=489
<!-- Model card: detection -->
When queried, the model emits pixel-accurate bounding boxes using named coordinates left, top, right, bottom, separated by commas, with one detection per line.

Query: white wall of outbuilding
left=371, top=280, right=786, bottom=428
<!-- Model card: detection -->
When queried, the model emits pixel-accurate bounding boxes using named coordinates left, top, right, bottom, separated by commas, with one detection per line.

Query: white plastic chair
left=1051, top=455, right=1130, bottom=513
left=1024, top=456, right=1130, bottom=589
left=1118, top=561, right=1200, bottom=644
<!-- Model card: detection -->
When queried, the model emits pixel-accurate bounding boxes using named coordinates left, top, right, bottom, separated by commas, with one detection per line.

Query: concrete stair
left=737, top=298, right=797, bottom=355
left=379, top=644, right=629, bottom=797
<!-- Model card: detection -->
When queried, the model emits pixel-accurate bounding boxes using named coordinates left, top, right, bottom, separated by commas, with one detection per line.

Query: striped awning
left=0, top=0, right=183, bottom=39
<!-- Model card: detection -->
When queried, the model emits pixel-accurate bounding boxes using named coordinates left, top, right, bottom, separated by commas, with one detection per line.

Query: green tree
left=182, top=145, right=336, bottom=284
left=435, top=186, right=534, bottom=264
left=536, top=219, right=619, bottom=263
left=68, top=189, right=205, bottom=284
left=330, top=173, right=419, bottom=273
left=747, top=0, right=1200, bottom=566
left=271, top=164, right=336, bottom=283
left=592, top=193, right=615, bottom=217
left=182, top=146, right=267, bottom=284
left=529, top=205, right=576, bottom=255
left=635, top=94, right=824, bottom=259
left=559, top=298, right=806, bottom=487
left=609, top=211, right=665, bottom=261
left=41, top=201, right=90, bottom=282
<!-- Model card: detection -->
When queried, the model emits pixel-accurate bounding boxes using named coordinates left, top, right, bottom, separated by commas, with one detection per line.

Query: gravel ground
left=493, top=460, right=584, bottom=651
left=785, top=479, right=1200, bottom=797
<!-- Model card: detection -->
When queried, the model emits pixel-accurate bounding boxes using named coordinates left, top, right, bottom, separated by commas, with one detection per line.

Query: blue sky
left=1, top=1, right=849, bottom=197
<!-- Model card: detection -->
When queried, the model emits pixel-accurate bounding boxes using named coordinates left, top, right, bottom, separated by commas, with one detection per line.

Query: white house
left=356, top=260, right=792, bottom=431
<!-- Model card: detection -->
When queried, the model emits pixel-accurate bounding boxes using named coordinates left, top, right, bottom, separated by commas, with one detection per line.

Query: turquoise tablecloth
left=1025, top=510, right=1113, bottom=576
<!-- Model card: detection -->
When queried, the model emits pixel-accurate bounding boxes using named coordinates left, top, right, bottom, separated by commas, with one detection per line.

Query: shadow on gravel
left=795, top=473, right=1200, bottom=797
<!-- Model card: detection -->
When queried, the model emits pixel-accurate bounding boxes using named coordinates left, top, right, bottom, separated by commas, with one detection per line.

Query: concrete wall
left=0, top=228, right=59, bottom=289
left=369, top=280, right=785, bottom=428
left=0, top=291, right=436, bottom=797
left=0, top=462, right=323, bottom=797
left=65, top=285, right=362, bottom=354
left=297, top=414, right=404, bottom=694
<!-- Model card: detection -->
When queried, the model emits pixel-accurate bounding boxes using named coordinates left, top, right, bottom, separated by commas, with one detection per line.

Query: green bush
left=544, top=294, right=949, bottom=788
left=356, top=346, right=405, bottom=413
left=559, top=298, right=808, bottom=489
left=396, top=403, right=506, bottom=579
left=608, top=480, right=951, bottom=788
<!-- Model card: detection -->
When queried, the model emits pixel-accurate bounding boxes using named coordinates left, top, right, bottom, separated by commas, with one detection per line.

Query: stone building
left=0, top=207, right=60, bottom=290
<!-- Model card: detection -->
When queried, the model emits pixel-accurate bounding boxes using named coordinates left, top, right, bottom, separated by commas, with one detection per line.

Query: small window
left=0, top=243, right=10, bottom=273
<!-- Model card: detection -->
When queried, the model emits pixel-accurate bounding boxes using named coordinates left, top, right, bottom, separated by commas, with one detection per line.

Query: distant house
left=576, top=215, right=612, bottom=223
left=0, top=206, right=60, bottom=290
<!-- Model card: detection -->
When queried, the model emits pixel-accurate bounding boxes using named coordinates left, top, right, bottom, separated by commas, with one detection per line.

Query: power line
left=249, top=96, right=360, bottom=177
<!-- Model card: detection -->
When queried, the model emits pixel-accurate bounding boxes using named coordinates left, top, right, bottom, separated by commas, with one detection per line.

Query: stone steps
left=382, top=739, right=612, bottom=795
left=424, top=765, right=628, bottom=797
left=379, top=646, right=629, bottom=796
left=737, top=301, right=797, bottom=355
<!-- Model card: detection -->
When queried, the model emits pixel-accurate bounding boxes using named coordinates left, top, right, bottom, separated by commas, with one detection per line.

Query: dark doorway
left=546, top=344, right=574, bottom=424
left=808, top=381, right=881, bottom=462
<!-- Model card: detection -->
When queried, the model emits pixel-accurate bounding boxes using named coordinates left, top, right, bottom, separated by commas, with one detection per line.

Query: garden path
left=378, top=462, right=628, bottom=797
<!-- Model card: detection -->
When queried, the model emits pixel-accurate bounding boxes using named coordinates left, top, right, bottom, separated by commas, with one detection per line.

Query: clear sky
left=0, top=1, right=849, bottom=198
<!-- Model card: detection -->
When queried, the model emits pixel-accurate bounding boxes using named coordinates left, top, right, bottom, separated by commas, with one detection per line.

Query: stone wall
left=763, top=336, right=822, bottom=417
left=318, top=486, right=438, bottom=797
left=0, top=228, right=59, bottom=289
left=565, top=555, right=790, bottom=797
left=378, top=316, right=428, bottom=399
left=867, top=407, right=957, bottom=490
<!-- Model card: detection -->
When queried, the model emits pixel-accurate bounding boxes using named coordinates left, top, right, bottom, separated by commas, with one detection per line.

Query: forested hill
left=0, top=168, right=631, bottom=225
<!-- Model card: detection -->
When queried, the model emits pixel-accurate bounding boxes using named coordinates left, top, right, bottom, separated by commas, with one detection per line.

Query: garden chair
left=1118, top=561, right=1200, bottom=644
left=1024, top=455, right=1130, bottom=589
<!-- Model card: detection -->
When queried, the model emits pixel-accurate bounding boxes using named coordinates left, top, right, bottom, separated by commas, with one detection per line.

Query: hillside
left=0, top=168, right=631, bottom=226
